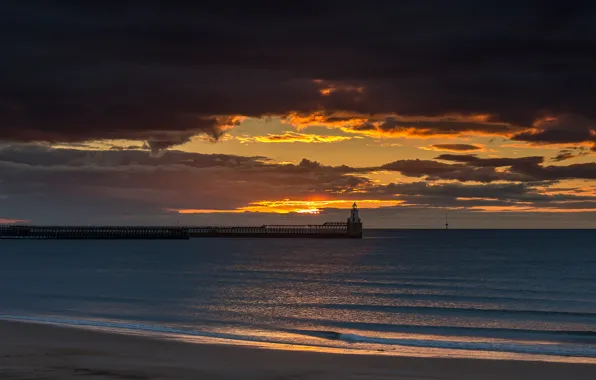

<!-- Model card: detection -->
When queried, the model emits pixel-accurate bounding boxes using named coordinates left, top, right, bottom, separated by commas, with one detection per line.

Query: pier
left=0, top=225, right=190, bottom=239
left=186, top=222, right=352, bottom=238
left=0, top=204, right=363, bottom=240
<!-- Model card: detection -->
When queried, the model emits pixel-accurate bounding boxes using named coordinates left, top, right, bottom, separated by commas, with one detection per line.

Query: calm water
left=2, top=230, right=596, bottom=361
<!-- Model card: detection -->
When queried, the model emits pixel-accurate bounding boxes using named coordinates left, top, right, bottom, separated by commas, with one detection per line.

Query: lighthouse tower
left=347, top=202, right=363, bottom=238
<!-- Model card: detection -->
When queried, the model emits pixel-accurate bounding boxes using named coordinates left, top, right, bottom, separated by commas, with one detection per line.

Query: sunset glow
left=0, top=2, right=594, bottom=228
left=0, top=219, right=28, bottom=224
left=169, top=199, right=404, bottom=215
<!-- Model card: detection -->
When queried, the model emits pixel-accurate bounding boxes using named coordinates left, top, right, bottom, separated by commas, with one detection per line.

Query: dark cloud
left=513, top=162, right=596, bottom=181
left=381, top=159, right=459, bottom=176
left=433, top=153, right=596, bottom=181
left=552, top=150, right=576, bottom=162
left=428, top=144, right=483, bottom=152
left=371, top=181, right=596, bottom=208
left=374, top=181, right=531, bottom=199
left=435, top=154, right=544, bottom=168
left=0, top=143, right=267, bottom=168
left=381, top=154, right=596, bottom=182
left=2, top=1, right=596, bottom=146
left=380, top=159, right=534, bottom=182
left=551, top=147, right=591, bottom=162
left=512, top=115, right=596, bottom=145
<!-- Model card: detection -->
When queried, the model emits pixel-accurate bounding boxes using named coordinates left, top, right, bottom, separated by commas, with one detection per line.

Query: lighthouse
left=347, top=202, right=363, bottom=238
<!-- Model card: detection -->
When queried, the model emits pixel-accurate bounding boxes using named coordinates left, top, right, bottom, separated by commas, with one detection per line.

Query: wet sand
left=1, top=320, right=595, bottom=379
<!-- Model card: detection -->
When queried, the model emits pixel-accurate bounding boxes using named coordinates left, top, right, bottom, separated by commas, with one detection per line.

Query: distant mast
left=445, top=210, right=449, bottom=230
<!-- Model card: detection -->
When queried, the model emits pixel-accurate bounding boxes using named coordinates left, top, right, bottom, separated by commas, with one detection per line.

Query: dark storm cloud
left=2, top=1, right=596, bottom=146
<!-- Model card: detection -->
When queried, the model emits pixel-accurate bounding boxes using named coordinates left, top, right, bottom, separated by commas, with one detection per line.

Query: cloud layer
left=0, top=145, right=593, bottom=225
left=2, top=2, right=596, bottom=148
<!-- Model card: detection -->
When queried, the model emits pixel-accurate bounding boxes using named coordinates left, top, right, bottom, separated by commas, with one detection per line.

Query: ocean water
left=2, top=229, right=596, bottom=362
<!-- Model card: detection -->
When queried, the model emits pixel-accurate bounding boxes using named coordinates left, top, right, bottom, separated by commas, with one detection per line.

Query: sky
left=0, top=1, right=595, bottom=228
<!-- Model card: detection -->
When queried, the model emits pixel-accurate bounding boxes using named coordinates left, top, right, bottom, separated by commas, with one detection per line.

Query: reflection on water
left=1, top=229, right=596, bottom=362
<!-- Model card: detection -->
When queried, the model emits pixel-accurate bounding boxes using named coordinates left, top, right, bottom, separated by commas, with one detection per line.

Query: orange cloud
left=282, top=112, right=369, bottom=131
left=282, top=112, right=521, bottom=139
left=534, top=185, right=596, bottom=197
left=236, top=132, right=356, bottom=144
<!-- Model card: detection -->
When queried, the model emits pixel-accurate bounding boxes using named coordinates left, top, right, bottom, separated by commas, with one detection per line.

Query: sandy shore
left=1, top=320, right=595, bottom=379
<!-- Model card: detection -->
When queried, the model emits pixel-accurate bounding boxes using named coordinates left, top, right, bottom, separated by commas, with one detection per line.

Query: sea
left=2, top=229, right=596, bottom=363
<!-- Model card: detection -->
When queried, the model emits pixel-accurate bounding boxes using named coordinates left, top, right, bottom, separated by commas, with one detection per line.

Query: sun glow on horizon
left=167, top=199, right=403, bottom=215
left=0, top=218, right=30, bottom=224
left=296, top=208, right=321, bottom=214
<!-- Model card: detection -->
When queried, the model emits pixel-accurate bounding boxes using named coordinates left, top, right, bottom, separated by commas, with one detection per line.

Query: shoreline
left=2, top=320, right=596, bottom=379
left=4, top=314, right=596, bottom=363
left=4, top=315, right=596, bottom=363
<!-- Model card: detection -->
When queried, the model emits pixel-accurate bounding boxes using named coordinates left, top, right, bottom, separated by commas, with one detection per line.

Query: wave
left=288, top=329, right=596, bottom=358
left=2, top=315, right=596, bottom=360
left=336, top=332, right=596, bottom=358
left=279, top=321, right=596, bottom=343
left=291, top=303, right=596, bottom=319
left=353, top=291, right=596, bottom=306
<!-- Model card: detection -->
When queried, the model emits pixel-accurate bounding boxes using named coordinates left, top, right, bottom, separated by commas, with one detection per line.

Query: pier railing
left=0, top=222, right=352, bottom=239
left=186, top=222, right=348, bottom=236
left=0, top=225, right=189, bottom=239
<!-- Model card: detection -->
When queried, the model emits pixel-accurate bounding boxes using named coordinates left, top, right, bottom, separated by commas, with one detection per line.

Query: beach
left=1, top=320, right=595, bottom=380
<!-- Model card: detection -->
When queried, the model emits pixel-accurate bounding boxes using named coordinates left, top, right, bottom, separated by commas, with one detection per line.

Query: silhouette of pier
left=0, top=204, right=364, bottom=240
left=0, top=225, right=189, bottom=239
left=0, top=222, right=359, bottom=239
left=187, top=222, right=351, bottom=238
